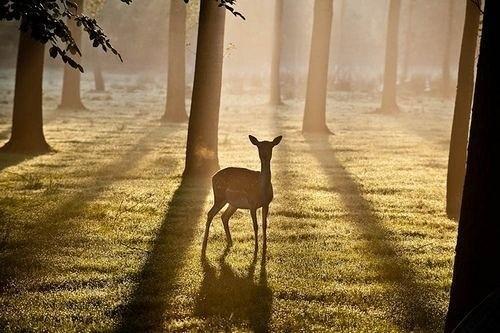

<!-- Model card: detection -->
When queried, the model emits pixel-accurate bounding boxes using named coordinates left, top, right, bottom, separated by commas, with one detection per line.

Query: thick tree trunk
left=402, top=0, right=414, bottom=81
left=270, top=0, right=283, bottom=106
left=446, top=0, right=481, bottom=220
left=162, top=0, right=188, bottom=123
left=0, top=29, right=50, bottom=154
left=445, top=1, right=500, bottom=331
left=93, top=55, right=105, bottom=92
left=183, top=0, right=225, bottom=177
left=59, top=0, right=86, bottom=110
left=302, top=0, right=334, bottom=134
left=379, top=0, right=401, bottom=114
left=441, top=0, right=455, bottom=99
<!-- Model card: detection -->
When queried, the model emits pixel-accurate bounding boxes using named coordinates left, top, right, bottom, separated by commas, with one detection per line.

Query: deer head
left=249, top=135, right=283, bottom=165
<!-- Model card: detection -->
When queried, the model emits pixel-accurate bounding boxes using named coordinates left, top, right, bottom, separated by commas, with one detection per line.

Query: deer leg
left=251, top=209, right=258, bottom=251
left=262, top=205, right=269, bottom=249
left=202, top=201, right=226, bottom=253
left=221, top=205, right=237, bottom=246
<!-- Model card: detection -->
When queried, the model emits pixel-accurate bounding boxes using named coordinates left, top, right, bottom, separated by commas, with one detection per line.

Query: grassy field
left=0, top=73, right=456, bottom=332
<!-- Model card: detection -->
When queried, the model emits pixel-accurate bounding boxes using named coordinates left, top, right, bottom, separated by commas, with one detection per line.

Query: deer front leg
left=250, top=209, right=258, bottom=250
left=262, top=204, right=269, bottom=249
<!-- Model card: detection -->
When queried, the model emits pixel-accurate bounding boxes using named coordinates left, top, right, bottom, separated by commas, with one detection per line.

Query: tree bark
left=183, top=0, right=225, bottom=177
left=270, top=0, right=284, bottom=106
left=402, top=0, right=414, bottom=81
left=446, top=0, right=481, bottom=220
left=0, top=29, right=50, bottom=154
left=379, top=0, right=401, bottom=114
left=445, top=1, right=500, bottom=331
left=302, top=0, right=334, bottom=134
left=441, top=0, right=455, bottom=99
left=162, top=0, right=188, bottom=123
left=59, top=0, right=86, bottom=110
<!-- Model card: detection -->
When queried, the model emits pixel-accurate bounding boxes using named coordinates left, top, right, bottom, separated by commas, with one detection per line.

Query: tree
left=270, top=0, right=283, bottom=106
left=87, top=0, right=109, bottom=92
left=162, top=0, right=188, bottom=123
left=401, top=0, right=414, bottom=81
left=0, top=28, right=50, bottom=153
left=446, top=0, right=481, bottom=220
left=378, top=0, right=402, bottom=114
left=0, top=0, right=129, bottom=154
left=445, top=1, right=500, bottom=331
left=441, top=0, right=455, bottom=99
left=59, top=0, right=87, bottom=110
left=183, top=0, right=226, bottom=177
left=302, top=0, right=334, bottom=134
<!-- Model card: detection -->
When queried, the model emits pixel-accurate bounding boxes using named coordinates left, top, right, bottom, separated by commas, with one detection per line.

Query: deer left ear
left=272, top=135, right=283, bottom=146
left=249, top=135, right=260, bottom=146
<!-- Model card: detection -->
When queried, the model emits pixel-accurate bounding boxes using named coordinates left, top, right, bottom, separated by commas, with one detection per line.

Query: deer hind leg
left=202, top=200, right=226, bottom=253
left=250, top=209, right=258, bottom=251
left=221, top=205, right=237, bottom=245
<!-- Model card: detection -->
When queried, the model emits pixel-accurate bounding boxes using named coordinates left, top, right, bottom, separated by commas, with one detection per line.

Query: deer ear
left=249, top=135, right=260, bottom=146
left=272, top=135, right=283, bottom=146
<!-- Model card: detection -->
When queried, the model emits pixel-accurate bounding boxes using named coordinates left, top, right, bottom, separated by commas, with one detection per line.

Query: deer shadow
left=195, top=246, right=272, bottom=333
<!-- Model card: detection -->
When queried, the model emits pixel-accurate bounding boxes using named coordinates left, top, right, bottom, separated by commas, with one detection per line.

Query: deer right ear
left=249, top=135, right=260, bottom=146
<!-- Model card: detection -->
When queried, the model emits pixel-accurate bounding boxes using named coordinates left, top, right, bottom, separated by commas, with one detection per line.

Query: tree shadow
left=0, top=153, right=34, bottom=173
left=304, top=135, right=445, bottom=331
left=0, top=126, right=175, bottom=291
left=116, top=177, right=211, bottom=332
left=195, top=245, right=272, bottom=333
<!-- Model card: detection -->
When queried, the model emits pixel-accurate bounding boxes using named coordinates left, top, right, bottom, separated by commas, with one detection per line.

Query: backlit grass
left=0, top=73, right=456, bottom=332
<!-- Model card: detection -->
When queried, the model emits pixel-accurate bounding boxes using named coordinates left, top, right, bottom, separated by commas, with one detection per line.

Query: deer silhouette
left=202, top=135, right=283, bottom=252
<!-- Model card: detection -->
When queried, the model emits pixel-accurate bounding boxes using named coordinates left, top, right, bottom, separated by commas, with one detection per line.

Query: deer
left=202, top=135, right=283, bottom=253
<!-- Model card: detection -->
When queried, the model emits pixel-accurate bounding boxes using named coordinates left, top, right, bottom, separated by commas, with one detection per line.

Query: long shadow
left=0, top=153, right=34, bottom=173
left=195, top=246, right=271, bottom=332
left=116, top=177, right=210, bottom=332
left=305, top=135, right=444, bottom=331
left=0, top=125, right=176, bottom=291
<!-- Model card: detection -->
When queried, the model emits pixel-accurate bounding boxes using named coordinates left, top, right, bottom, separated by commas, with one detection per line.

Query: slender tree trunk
left=379, top=0, right=401, bottom=114
left=441, top=0, right=455, bottom=98
left=162, top=0, right=188, bottom=123
left=302, top=0, right=334, bottom=134
left=446, top=0, right=481, bottom=220
left=402, top=0, right=414, bottom=81
left=183, top=0, right=225, bottom=177
left=0, top=29, right=50, bottom=154
left=93, top=54, right=105, bottom=92
left=270, top=0, right=283, bottom=106
left=445, top=1, right=499, bottom=331
left=59, top=0, right=86, bottom=110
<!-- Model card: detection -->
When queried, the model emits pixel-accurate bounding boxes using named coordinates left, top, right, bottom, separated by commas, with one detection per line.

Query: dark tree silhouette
left=162, top=0, right=188, bottom=123
left=184, top=0, right=226, bottom=177
left=270, top=0, right=283, bottom=106
left=441, top=0, right=455, bottom=99
left=445, top=1, right=500, bottom=331
left=446, top=0, right=481, bottom=220
left=302, top=0, right=334, bottom=134
left=59, top=0, right=87, bottom=110
left=378, top=0, right=401, bottom=114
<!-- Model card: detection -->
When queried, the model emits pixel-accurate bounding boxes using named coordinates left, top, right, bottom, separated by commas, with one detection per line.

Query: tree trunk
left=402, top=0, right=414, bottom=81
left=302, top=0, right=334, bottom=134
left=446, top=0, right=481, bottom=220
left=162, top=0, right=188, bottom=123
left=379, top=0, right=401, bottom=114
left=441, top=0, right=455, bottom=99
left=59, top=0, right=86, bottom=110
left=183, top=0, right=225, bottom=177
left=0, top=29, right=50, bottom=154
left=270, top=0, right=283, bottom=106
left=445, top=1, right=500, bottom=332
left=93, top=54, right=105, bottom=92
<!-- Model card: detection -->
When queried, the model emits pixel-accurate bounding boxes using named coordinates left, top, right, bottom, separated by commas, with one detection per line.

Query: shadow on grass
left=0, top=125, right=176, bottom=291
left=0, top=153, right=34, bottom=173
left=195, top=246, right=271, bottom=332
left=116, top=177, right=210, bottom=332
left=305, top=135, right=444, bottom=331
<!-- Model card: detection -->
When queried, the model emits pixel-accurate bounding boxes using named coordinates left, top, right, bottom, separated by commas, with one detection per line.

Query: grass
left=0, top=73, right=456, bottom=332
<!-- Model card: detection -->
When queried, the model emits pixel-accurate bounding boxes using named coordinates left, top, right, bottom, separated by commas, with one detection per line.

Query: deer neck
left=260, top=159, right=272, bottom=192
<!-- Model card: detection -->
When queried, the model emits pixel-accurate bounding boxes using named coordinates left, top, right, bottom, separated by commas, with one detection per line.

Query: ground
left=0, top=71, right=456, bottom=332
